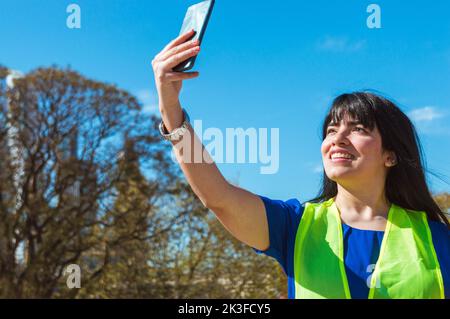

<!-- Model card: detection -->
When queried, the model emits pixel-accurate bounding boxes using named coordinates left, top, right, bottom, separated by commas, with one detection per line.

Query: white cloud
left=136, top=89, right=158, bottom=114
left=306, top=162, right=323, bottom=174
left=313, top=164, right=323, bottom=173
left=408, top=106, right=450, bottom=136
left=316, top=36, right=366, bottom=53
left=408, top=106, right=445, bottom=123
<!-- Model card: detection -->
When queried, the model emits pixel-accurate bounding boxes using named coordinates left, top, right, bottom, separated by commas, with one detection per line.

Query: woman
left=151, top=30, right=450, bottom=299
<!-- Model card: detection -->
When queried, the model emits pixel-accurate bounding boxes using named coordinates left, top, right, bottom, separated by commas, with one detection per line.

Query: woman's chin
left=326, top=167, right=358, bottom=181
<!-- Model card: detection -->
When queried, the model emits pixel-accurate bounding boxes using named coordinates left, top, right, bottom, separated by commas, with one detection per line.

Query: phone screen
left=173, top=0, right=214, bottom=72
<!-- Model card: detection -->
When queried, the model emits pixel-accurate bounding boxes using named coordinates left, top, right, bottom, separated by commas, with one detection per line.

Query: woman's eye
left=326, top=126, right=366, bottom=135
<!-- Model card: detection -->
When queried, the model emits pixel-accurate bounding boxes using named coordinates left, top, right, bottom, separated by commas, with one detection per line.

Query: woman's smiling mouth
left=330, top=152, right=356, bottom=162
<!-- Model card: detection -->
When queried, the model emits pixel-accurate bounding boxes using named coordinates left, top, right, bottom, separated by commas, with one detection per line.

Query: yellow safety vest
left=294, top=198, right=444, bottom=299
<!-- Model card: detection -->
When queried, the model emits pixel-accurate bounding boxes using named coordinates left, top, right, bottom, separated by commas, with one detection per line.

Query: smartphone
left=173, top=0, right=215, bottom=72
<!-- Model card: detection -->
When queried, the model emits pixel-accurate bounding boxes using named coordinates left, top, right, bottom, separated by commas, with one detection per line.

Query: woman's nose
left=332, top=130, right=350, bottom=145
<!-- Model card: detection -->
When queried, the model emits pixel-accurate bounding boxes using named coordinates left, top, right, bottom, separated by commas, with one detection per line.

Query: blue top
left=254, top=195, right=450, bottom=299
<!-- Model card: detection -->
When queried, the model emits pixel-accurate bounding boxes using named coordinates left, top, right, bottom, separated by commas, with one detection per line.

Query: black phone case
left=173, top=0, right=215, bottom=72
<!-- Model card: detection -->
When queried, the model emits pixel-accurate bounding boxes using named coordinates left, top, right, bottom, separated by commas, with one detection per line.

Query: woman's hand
left=151, top=29, right=201, bottom=111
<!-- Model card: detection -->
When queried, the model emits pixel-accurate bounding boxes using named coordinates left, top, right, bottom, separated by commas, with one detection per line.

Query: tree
left=153, top=182, right=286, bottom=299
left=0, top=66, right=157, bottom=297
left=0, top=65, right=286, bottom=299
left=84, top=137, right=155, bottom=298
left=434, top=193, right=450, bottom=220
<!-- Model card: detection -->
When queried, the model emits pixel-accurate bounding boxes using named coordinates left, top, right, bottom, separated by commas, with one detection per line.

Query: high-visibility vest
left=294, top=198, right=445, bottom=299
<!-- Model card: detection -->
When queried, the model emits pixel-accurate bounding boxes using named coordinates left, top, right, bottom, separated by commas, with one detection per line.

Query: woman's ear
left=384, top=151, right=398, bottom=167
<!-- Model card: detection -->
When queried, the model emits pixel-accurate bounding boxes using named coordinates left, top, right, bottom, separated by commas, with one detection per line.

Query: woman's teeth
left=331, top=153, right=354, bottom=160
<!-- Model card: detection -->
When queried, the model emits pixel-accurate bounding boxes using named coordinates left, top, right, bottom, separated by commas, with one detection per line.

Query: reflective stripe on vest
left=293, top=198, right=444, bottom=299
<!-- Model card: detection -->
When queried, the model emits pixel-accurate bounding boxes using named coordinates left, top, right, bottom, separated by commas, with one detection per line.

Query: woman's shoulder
left=401, top=206, right=449, bottom=235
left=427, top=220, right=450, bottom=263
left=258, top=195, right=304, bottom=218
left=428, top=219, right=450, bottom=237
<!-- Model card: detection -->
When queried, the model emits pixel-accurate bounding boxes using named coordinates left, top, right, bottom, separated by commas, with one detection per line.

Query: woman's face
left=321, top=115, right=394, bottom=185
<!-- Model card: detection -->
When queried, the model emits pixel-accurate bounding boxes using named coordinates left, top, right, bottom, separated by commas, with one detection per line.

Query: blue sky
left=1, top=0, right=449, bottom=202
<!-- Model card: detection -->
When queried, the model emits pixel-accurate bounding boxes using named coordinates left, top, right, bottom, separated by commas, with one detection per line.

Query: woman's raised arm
left=151, top=30, right=269, bottom=251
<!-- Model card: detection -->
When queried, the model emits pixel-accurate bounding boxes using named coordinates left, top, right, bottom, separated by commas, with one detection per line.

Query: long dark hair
left=310, top=91, right=450, bottom=229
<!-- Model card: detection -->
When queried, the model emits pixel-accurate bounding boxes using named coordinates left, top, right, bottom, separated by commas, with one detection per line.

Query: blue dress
left=254, top=195, right=450, bottom=299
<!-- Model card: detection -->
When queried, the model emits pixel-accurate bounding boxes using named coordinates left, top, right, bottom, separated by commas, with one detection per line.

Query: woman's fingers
left=160, top=29, right=196, bottom=56
left=165, top=71, right=200, bottom=82
left=158, top=38, right=200, bottom=63
left=162, top=46, right=200, bottom=70
left=151, top=30, right=201, bottom=86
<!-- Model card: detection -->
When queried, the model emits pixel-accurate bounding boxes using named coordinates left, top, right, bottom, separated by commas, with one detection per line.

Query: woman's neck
left=334, top=183, right=391, bottom=223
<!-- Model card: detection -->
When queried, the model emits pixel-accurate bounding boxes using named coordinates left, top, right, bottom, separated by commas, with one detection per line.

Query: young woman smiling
left=151, top=30, right=450, bottom=299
